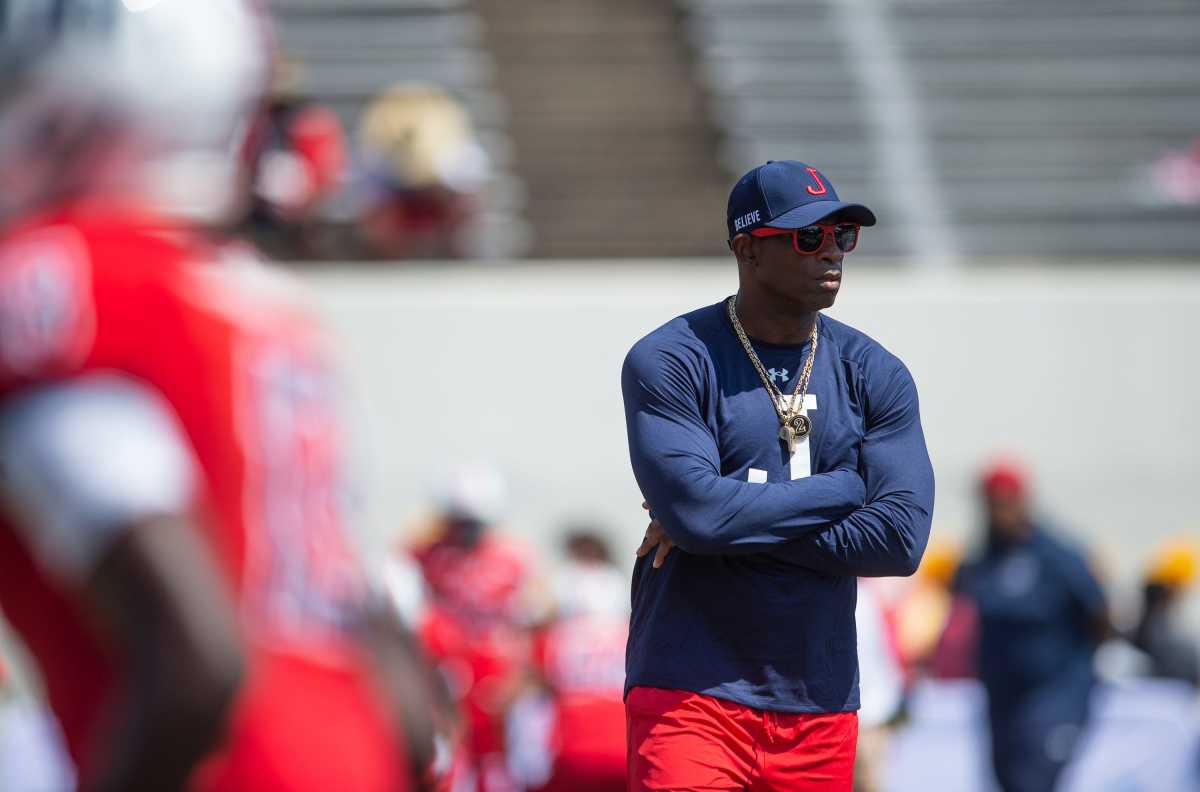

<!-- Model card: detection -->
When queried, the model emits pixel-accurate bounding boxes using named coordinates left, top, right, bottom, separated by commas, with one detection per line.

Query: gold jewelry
left=725, top=295, right=819, bottom=453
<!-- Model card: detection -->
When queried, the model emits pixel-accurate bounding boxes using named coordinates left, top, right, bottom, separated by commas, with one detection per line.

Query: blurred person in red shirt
left=0, top=2, right=430, bottom=789
left=412, top=464, right=535, bottom=792
left=242, top=57, right=349, bottom=260
left=508, top=528, right=629, bottom=792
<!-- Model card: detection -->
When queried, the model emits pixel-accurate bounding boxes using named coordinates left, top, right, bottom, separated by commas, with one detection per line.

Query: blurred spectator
left=902, top=543, right=983, bottom=682
left=954, top=459, right=1109, bottom=792
left=509, top=527, right=628, bottom=792
left=1150, top=140, right=1200, bottom=206
left=243, top=57, right=349, bottom=259
left=854, top=580, right=905, bottom=792
left=892, top=542, right=962, bottom=674
left=1131, top=539, right=1200, bottom=687
left=412, top=463, right=533, bottom=792
left=356, top=83, right=490, bottom=259
left=928, top=589, right=980, bottom=682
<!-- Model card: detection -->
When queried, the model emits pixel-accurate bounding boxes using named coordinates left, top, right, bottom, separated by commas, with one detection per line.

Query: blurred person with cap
left=411, top=463, right=535, bottom=792
left=954, top=458, right=1108, bottom=792
left=355, top=83, right=490, bottom=259
left=508, top=527, right=629, bottom=792
left=1131, top=538, right=1199, bottom=686
left=624, top=160, right=934, bottom=791
left=0, top=2, right=432, bottom=789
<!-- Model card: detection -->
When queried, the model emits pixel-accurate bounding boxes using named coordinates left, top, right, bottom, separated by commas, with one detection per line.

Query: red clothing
left=414, top=535, right=530, bottom=791
left=532, top=614, right=628, bottom=792
left=0, top=206, right=405, bottom=790
left=413, top=534, right=528, bottom=629
left=626, top=686, right=857, bottom=792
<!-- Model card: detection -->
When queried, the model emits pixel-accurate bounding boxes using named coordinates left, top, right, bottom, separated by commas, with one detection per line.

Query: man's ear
left=731, top=233, right=755, bottom=265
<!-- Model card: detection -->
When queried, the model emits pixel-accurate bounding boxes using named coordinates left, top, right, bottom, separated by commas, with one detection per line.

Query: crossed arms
left=621, top=340, right=934, bottom=577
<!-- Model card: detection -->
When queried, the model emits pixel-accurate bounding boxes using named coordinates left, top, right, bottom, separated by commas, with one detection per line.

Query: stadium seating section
left=270, top=0, right=1200, bottom=259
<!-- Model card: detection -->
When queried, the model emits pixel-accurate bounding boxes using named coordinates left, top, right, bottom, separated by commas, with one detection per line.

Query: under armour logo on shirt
left=767, top=367, right=789, bottom=383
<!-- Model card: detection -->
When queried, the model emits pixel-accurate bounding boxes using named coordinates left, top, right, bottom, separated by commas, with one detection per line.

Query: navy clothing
left=955, top=528, right=1106, bottom=792
left=620, top=300, right=934, bottom=713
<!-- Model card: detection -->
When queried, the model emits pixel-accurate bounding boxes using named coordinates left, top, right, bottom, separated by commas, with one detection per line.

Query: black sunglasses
left=750, top=223, right=861, bottom=254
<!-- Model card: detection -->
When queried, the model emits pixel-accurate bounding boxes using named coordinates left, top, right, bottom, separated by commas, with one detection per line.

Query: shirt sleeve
left=773, top=354, right=935, bottom=577
left=0, top=375, right=199, bottom=584
left=621, top=336, right=865, bottom=555
left=1059, top=546, right=1107, bottom=620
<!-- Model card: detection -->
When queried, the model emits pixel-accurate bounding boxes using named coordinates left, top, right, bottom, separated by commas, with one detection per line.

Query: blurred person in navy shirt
left=954, top=460, right=1108, bottom=792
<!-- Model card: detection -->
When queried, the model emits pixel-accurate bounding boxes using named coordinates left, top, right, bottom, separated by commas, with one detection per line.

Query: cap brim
left=767, top=201, right=877, bottom=228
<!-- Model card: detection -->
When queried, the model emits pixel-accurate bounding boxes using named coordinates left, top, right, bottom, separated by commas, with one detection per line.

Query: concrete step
left=475, top=0, right=727, bottom=257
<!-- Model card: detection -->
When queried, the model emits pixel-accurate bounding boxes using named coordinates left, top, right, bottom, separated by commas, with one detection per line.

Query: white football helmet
left=0, top=0, right=270, bottom=224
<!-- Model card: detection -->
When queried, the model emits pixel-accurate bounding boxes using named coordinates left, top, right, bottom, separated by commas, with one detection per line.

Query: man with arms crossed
left=622, top=160, right=935, bottom=791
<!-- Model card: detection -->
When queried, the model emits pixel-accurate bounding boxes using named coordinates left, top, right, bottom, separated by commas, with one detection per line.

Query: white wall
left=305, top=261, right=1200, bottom=619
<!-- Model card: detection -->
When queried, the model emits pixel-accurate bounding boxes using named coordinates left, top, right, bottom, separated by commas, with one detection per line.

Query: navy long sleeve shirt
left=621, top=300, right=934, bottom=713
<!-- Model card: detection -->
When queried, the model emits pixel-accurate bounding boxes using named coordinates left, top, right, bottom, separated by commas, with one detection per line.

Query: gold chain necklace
left=725, top=295, right=819, bottom=453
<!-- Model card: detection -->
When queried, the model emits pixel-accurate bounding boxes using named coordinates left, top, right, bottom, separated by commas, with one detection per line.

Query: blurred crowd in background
left=378, top=459, right=1200, bottom=792
left=3, top=453, right=1199, bottom=791
left=376, top=458, right=1200, bottom=792
left=242, top=68, right=494, bottom=261
left=13, top=458, right=1188, bottom=791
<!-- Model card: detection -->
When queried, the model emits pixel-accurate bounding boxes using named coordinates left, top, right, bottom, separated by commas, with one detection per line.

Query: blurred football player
left=0, top=1, right=427, bottom=789
left=509, top=529, right=628, bottom=792
left=412, top=464, right=534, bottom=792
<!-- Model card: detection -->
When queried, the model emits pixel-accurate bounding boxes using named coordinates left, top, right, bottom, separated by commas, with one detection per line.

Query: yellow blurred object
left=358, top=83, right=475, bottom=188
left=918, top=542, right=960, bottom=588
left=1146, top=539, right=1199, bottom=589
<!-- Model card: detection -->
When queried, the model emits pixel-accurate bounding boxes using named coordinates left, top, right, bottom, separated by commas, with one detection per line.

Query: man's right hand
left=636, top=501, right=675, bottom=569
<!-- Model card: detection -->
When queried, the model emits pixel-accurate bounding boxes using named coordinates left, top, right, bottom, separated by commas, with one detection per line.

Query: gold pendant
left=779, top=423, right=797, bottom=453
left=790, top=414, right=812, bottom=439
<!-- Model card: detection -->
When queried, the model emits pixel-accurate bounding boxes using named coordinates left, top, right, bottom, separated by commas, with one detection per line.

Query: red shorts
left=626, top=686, right=857, bottom=792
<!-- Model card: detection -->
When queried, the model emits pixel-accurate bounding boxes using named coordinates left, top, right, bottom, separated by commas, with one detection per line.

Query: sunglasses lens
left=834, top=224, right=860, bottom=252
left=794, top=226, right=824, bottom=252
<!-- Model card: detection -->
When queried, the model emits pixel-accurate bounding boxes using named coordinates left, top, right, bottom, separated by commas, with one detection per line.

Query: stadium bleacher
left=266, top=0, right=1200, bottom=260
left=682, top=0, right=1200, bottom=260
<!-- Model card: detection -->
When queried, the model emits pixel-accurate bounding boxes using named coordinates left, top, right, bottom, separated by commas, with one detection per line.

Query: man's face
left=985, top=489, right=1031, bottom=543
left=739, top=214, right=850, bottom=310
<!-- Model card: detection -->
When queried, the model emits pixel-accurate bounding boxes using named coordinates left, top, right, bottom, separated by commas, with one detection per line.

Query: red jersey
left=533, top=613, right=628, bottom=783
left=412, top=533, right=529, bottom=630
left=414, top=534, right=530, bottom=791
left=0, top=205, right=405, bottom=790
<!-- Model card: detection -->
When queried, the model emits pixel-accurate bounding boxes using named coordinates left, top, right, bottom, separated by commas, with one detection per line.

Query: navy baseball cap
left=726, top=160, right=877, bottom=241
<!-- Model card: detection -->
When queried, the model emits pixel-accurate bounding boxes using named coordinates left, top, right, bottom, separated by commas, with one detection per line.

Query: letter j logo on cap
left=804, top=168, right=828, bottom=196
